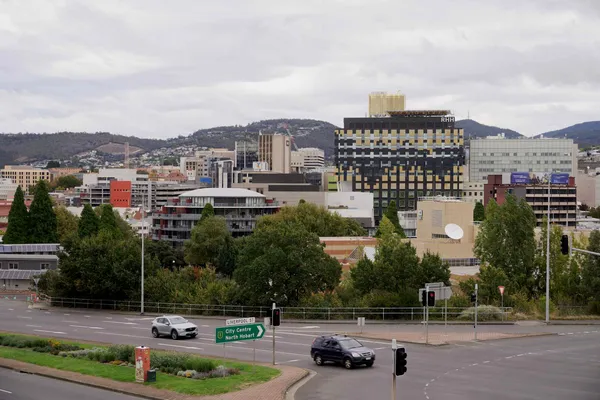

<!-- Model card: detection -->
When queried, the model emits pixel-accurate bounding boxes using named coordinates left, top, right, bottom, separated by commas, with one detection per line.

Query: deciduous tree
left=3, top=186, right=29, bottom=244
left=473, top=202, right=485, bottom=222
left=184, top=216, right=235, bottom=275
left=234, top=221, right=342, bottom=306
left=55, top=206, right=79, bottom=244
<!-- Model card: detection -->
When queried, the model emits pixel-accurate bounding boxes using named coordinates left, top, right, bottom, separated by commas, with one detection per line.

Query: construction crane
left=282, top=122, right=299, bottom=151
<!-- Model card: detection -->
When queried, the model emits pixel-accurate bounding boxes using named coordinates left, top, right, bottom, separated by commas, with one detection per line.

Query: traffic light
left=470, top=292, right=477, bottom=303
left=272, top=308, right=281, bottom=327
left=421, top=290, right=427, bottom=306
left=561, top=235, right=569, bottom=255
left=394, top=347, right=407, bottom=376
left=427, top=291, right=435, bottom=307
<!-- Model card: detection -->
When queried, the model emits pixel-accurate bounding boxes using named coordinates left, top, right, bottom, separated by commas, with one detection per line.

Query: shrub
left=587, top=301, right=600, bottom=316
left=458, top=305, right=504, bottom=321
left=107, top=345, right=135, bottom=363
left=150, top=352, right=216, bottom=374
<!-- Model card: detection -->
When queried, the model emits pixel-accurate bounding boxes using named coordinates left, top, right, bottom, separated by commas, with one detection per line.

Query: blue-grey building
left=0, top=244, right=60, bottom=291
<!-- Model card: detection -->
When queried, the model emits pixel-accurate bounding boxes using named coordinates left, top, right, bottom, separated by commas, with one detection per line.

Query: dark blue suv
left=310, top=335, right=375, bottom=369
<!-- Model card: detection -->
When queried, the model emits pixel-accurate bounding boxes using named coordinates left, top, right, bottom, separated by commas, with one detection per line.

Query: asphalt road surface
left=0, top=300, right=599, bottom=400
left=0, top=368, right=142, bottom=400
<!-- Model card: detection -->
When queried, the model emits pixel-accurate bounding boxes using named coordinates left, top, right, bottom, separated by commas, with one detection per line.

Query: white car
left=151, top=315, right=198, bottom=340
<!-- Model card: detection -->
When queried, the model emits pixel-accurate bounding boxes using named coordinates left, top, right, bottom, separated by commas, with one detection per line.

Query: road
left=0, top=368, right=141, bottom=400
left=0, top=300, right=599, bottom=400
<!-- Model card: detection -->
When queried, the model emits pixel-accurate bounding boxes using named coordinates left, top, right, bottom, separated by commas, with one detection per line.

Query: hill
left=0, top=132, right=168, bottom=167
left=455, top=119, right=523, bottom=139
left=182, top=119, right=338, bottom=156
left=534, top=121, right=600, bottom=147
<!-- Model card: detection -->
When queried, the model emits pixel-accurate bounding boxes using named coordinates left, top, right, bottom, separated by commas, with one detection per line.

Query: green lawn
left=0, top=341, right=279, bottom=396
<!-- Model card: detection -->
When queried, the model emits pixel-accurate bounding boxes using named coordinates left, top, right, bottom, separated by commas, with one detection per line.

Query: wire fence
left=39, top=296, right=514, bottom=321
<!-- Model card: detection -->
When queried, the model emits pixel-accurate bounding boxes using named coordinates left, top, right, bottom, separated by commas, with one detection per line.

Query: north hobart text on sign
left=215, top=323, right=265, bottom=344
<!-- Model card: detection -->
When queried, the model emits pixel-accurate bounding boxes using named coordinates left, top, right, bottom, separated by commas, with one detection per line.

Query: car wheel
left=151, top=328, right=159, bottom=338
left=343, top=357, right=353, bottom=369
left=314, top=354, right=323, bottom=366
left=365, top=361, right=374, bottom=367
left=171, top=330, right=179, bottom=340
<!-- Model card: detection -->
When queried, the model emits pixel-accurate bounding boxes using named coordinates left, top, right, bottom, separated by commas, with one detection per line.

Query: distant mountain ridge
left=0, top=118, right=598, bottom=167
left=535, top=121, right=600, bottom=147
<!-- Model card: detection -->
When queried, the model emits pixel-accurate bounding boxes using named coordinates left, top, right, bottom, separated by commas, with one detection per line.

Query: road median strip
left=0, top=332, right=306, bottom=399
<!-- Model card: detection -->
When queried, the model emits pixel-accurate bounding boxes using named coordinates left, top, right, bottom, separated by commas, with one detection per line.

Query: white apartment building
left=462, top=181, right=485, bottom=203
left=291, top=148, right=325, bottom=171
left=469, top=136, right=577, bottom=182
left=0, top=179, right=18, bottom=200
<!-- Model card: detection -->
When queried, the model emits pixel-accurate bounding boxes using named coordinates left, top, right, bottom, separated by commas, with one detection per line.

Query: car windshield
left=169, top=317, right=187, bottom=325
left=339, top=339, right=363, bottom=349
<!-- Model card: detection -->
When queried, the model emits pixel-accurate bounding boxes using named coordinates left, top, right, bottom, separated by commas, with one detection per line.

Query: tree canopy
left=256, top=202, right=366, bottom=237
left=55, top=206, right=79, bottom=244
left=184, top=216, right=236, bottom=275
left=3, top=186, right=29, bottom=244
left=473, top=202, right=485, bottom=222
left=234, top=221, right=342, bottom=306
left=78, top=204, right=99, bottom=238
left=51, top=175, right=82, bottom=190
left=377, top=200, right=406, bottom=237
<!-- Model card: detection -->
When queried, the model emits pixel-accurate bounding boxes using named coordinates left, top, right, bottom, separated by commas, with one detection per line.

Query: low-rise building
left=0, top=179, right=18, bottom=201
left=0, top=244, right=60, bottom=291
left=152, top=188, right=280, bottom=246
left=291, top=148, right=325, bottom=172
left=484, top=173, right=577, bottom=227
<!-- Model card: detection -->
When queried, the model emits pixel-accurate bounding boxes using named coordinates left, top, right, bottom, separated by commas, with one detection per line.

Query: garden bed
left=0, top=333, right=279, bottom=396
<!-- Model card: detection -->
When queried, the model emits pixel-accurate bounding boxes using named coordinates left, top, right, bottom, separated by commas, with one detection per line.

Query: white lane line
left=374, top=347, right=387, bottom=350
left=94, top=332, right=147, bottom=339
left=505, top=356, right=514, bottom=359
left=583, top=331, right=590, bottom=334
left=201, top=325, right=210, bottom=328
left=44, top=312, right=50, bottom=314
left=17, top=316, right=32, bottom=319
left=34, top=329, right=66, bottom=335
left=64, top=313, right=70, bottom=316
left=62, top=320, right=79, bottom=324
left=106, top=317, right=112, bottom=320
left=26, top=324, right=43, bottom=328
left=264, top=335, right=283, bottom=339
left=483, top=360, right=490, bottom=364
left=472, top=363, right=479, bottom=366
left=516, top=354, right=525, bottom=357
left=103, top=321, right=138, bottom=325
left=8, top=308, right=14, bottom=311
left=159, top=343, right=203, bottom=351
left=69, top=325, right=104, bottom=330
left=425, top=383, right=429, bottom=387
left=26, top=310, right=32, bottom=313
left=558, top=333, right=566, bottom=336
left=0, top=388, right=12, bottom=394
left=84, top=315, right=91, bottom=318
left=277, top=359, right=301, bottom=364
left=298, top=326, right=320, bottom=329
left=567, top=332, right=574, bottom=335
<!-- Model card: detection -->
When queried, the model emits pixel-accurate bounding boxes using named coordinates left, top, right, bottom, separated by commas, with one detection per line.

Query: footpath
left=347, top=330, right=553, bottom=345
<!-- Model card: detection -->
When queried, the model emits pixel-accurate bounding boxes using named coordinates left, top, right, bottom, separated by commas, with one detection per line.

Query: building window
left=8, top=263, right=18, bottom=270
left=41, top=263, right=50, bottom=270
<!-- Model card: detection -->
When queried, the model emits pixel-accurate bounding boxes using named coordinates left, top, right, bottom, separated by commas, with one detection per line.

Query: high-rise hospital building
left=335, top=108, right=464, bottom=222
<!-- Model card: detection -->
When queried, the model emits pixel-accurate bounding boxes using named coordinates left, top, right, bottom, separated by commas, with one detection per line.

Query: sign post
left=498, top=286, right=505, bottom=321
left=272, top=303, right=276, bottom=366
left=425, top=285, right=429, bottom=345
left=391, top=339, right=397, bottom=400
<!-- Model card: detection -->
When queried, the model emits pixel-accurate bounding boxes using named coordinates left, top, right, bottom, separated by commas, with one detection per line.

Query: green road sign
left=215, top=323, right=265, bottom=344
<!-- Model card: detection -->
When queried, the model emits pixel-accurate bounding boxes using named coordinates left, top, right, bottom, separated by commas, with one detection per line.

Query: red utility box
left=135, top=346, right=151, bottom=382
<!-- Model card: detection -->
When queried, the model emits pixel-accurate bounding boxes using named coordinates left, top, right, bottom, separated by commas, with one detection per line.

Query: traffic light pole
left=272, top=303, right=276, bottom=366
left=425, top=285, right=429, bottom=345
left=474, top=283, right=478, bottom=341
left=391, top=339, right=397, bottom=400
left=572, top=248, right=600, bottom=257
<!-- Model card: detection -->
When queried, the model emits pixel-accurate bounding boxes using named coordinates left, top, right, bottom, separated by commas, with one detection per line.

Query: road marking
left=26, top=324, right=43, bottom=328
left=8, top=308, right=13, bottom=311
left=558, top=333, right=566, bottom=336
left=483, top=360, right=490, bottom=364
left=17, top=316, right=32, bottom=319
left=375, top=347, right=387, bottom=350
left=298, top=326, right=320, bottom=329
left=69, top=325, right=104, bottom=330
left=103, top=321, right=138, bottom=325
left=583, top=331, right=590, bottom=334
left=84, top=315, right=91, bottom=318
left=159, top=343, right=203, bottom=351
left=201, top=325, right=210, bottom=328
left=516, top=354, right=525, bottom=357
left=567, top=332, right=574, bottom=335
left=94, top=332, right=147, bottom=339
left=106, top=317, right=112, bottom=320
left=264, top=335, right=283, bottom=339
left=505, top=356, right=514, bottom=359
left=0, top=388, right=12, bottom=394
left=64, top=313, right=70, bottom=316
left=34, top=329, right=66, bottom=335
left=62, top=320, right=79, bottom=324
left=44, top=312, right=50, bottom=314
left=278, top=359, right=301, bottom=364
left=425, top=383, right=429, bottom=387
left=472, top=363, right=478, bottom=366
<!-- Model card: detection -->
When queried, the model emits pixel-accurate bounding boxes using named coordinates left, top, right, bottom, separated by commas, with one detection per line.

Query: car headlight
left=352, top=352, right=361, bottom=358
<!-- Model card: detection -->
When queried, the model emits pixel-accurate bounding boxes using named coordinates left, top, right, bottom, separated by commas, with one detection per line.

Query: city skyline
left=1, top=1, right=599, bottom=139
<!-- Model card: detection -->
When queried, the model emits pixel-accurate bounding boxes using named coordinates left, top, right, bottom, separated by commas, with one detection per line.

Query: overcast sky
left=1, top=0, right=599, bottom=138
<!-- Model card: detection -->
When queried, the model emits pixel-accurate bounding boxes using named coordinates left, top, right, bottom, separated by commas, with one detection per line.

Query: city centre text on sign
left=215, top=323, right=265, bottom=344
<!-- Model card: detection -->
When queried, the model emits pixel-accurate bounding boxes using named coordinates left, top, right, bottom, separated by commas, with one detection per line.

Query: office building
left=484, top=173, right=577, bottom=227
left=469, top=136, right=577, bottom=183
left=368, top=92, right=406, bottom=117
left=180, top=149, right=235, bottom=183
left=0, top=179, right=18, bottom=201
left=461, top=181, right=485, bottom=204
left=152, top=188, right=280, bottom=246
left=291, top=148, right=325, bottom=171
left=235, top=139, right=259, bottom=170
left=1, top=166, right=51, bottom=192
left=258, top=133, right=291, bottom=173
left=335, top=109, right=464, bottom=222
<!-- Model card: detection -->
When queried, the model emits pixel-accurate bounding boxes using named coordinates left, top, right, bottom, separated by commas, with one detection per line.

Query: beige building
left=47, top=167, right=81, bottom=180
left=258, top=133, right=291, bottom=173
left=368, top=92, right=406, bottom=116
left=1, top=166, right=51, bottom=192
left=461, top=181, right=485, bottom=204
left=291, top=148, right=325, bottom=171
left=576, top=170, right=598, bottom=207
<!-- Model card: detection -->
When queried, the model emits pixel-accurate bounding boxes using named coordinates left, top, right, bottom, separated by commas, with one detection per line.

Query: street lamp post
left=545, top=176, right=551, bottom=323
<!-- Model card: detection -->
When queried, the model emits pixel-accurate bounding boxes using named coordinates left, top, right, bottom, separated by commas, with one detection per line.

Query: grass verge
left=0, top=336, right=279, bottom=396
